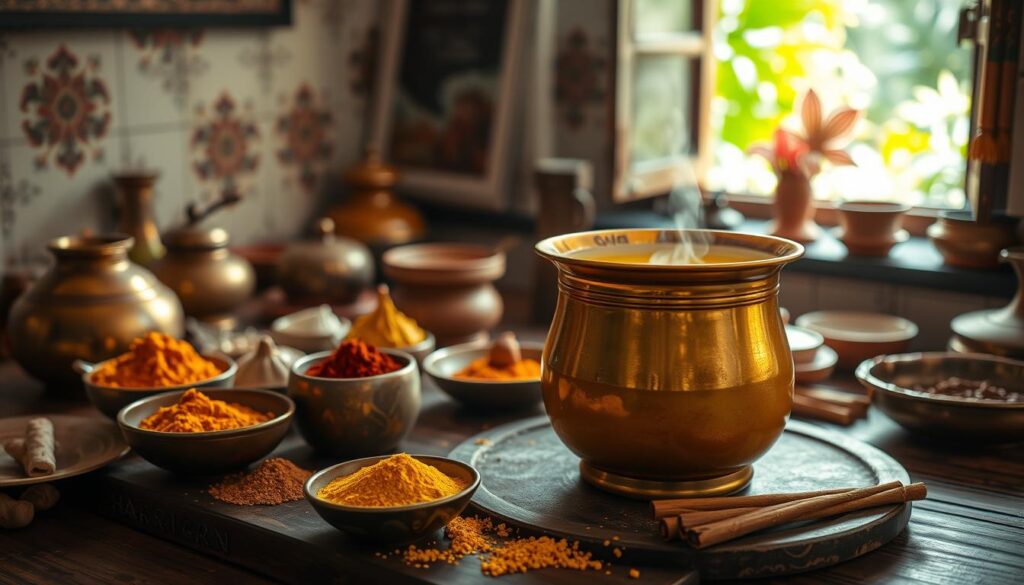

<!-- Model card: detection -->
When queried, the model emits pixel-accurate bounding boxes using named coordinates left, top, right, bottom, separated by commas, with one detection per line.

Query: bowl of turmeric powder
left=305, top=453, right=480, bottom=543
left=117, top=388, right=294, bottom=475
left=423, top=333, right=544, bottom=411
left=77, top=332, right=237, bottom=419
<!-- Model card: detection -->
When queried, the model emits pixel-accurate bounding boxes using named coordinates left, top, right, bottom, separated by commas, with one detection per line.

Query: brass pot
left=536, top=229, right=803, bottom=498
left=151, top=226, right=256, bottom=328
left=8, top=234, right=184, bottom=389
left=278, top=218, right=375, bottom=306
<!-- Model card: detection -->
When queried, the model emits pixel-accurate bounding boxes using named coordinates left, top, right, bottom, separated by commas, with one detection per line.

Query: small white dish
left=270, top=304, right=351, bottom=353
left=795, top=345, right=838, bottom=383
left=786, top=325, right=824, bottom=365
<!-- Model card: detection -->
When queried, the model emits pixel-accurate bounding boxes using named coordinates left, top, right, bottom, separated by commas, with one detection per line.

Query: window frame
left=612, top=0, right=716, bottom=202
left=613, top=0, right=981, bottom=232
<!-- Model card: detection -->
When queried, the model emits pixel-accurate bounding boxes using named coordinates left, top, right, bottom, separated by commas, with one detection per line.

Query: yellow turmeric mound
left=350, top=285, right=426, bottom=348
left=317, top=453, right=465, bottom=507
left=91, top=332, right=222, bottom=388
left=139, top=389, right=272, bottom=433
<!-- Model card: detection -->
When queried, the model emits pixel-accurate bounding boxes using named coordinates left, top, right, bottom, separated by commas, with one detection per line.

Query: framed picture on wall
left=371, top=0, right=526, bottom=210
left=0, top=0, right=291, bottom=28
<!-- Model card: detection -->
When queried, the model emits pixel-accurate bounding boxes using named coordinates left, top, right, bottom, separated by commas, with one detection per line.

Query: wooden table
left=2, top=359, right=1022, bottom=584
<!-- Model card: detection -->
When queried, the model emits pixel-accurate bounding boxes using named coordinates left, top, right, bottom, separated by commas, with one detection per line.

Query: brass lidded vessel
left=536, top=228, right=804, bottom=498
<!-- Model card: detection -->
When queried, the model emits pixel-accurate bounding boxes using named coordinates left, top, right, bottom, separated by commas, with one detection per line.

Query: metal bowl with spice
left=856, top=352, right=1024, bottom=444
left=117, top=388, right=294, bottom=474
left=304, top=454, right=479, bottom=543
left=423, top=341, right=544, bottom=411
left=76, top=353, right=237, bottom=419
left=288, top=348, right=421, bottom=457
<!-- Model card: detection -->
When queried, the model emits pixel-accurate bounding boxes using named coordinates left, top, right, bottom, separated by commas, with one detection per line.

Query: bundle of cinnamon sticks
left=652, top=480, right=926, bottom=549
left=792, top=385, right=871, bottom=426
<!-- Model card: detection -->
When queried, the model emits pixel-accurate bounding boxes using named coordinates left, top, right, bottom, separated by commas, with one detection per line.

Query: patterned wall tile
left=4, top=133, right=123, bottom=263
left=190, top=29, right=272, bottom=120
left=118, top=29, right=206, bottom=129
left=4, top=35, right=118, bottom=175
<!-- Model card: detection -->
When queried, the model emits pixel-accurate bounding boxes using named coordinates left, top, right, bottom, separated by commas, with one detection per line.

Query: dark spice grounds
left=209, top=458, right=312, bottom=505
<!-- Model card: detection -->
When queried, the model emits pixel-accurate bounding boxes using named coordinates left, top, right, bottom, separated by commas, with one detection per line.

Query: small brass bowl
left=856, top=352, right=1024, bottom=444
left=117, top=388, right=294, bottom=474
left=288, top=349, right=421, bottom=456
left=423, top=341, right=544, bottom=411
left=397, top=331, right=436, bottom=364
left=304, top=455, right=480, bottom=544
left=77, top=354, right=237, bottom=419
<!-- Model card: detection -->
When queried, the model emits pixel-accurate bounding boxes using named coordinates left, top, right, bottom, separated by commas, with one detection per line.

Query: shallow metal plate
left=0, top=415, right=129, bottom=487
left=450, top=417, right=912, bottom=580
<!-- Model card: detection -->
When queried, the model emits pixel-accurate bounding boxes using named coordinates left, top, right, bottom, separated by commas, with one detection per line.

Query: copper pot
left=382, top=244, right=505, bottom=346
left=536, top=229, right=803, bottom=498
left=150, top=226, right=256, bottom=328
left=927, top=211, right=1018, bottom=269
left=8, top=234, right=184, bottom=388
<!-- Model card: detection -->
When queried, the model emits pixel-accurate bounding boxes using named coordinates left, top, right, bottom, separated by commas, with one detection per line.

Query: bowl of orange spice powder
left=76, top=332, right=237, bottom=419
left=423, top=332, right=544, bottom=411
left=305, top=453, right=479, bottom=543
left=117, top=388, right=294, bottom=474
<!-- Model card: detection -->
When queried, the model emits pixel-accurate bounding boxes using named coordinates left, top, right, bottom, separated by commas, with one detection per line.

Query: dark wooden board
left=449, top=417, right=913, bottom=580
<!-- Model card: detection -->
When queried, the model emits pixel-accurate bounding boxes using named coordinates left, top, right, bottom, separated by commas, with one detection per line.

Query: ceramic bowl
left=836, top=201, right=910, bottom=257
left=270, top=305, right=351, bottom=353
left=856, top=352, right=1024, bottom=443
left=795, top=345, right=838, bottom=383
left=423, top=341, right=544, bottom=411
left=786, top=325, right=824, bottom=365
left=795, top=311, right=918, bottom=369
left=117, top=388, right=293, bottom=474
left=304, top=455, right=479, bottom=544
left=397, top=332, right=436, bottom=364
left=382, top=243, right=505, bottom=346
left=288, top=349, right=421, bottom=457
left=77, top=354, right=237, bottom=419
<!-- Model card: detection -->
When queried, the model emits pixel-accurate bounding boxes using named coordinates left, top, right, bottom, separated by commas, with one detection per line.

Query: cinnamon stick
left=792, top=393, right=857, bottom=426
left=663, top=483, right=927, bottom=542
left=795, top=386, right=871, bottom=416
left=651, top=486, right=851, bottom=518
left=685, top=481, right=914, bottom=549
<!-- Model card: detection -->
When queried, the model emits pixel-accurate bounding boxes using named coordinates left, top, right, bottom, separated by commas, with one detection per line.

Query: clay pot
left=927, top=211, right=1018, bottom=269
left=836, top=201, right=910, bottom=257
left=382, top=244, right=505, bottom=346
left=770, top=170, right=821, bottom=243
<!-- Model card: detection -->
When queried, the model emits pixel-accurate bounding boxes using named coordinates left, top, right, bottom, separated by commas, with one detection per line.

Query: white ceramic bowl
left=795, top=311, right=918, bottom=369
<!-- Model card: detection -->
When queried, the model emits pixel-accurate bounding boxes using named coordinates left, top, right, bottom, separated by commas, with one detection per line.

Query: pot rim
left=838, top=200, right=911, bottom=214
left=534, top=228, right=804, bottom=272
left=48, top=233, right=134, bottom=258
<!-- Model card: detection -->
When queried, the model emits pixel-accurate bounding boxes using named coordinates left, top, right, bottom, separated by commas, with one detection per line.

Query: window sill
left=594, top=211, right=1017, bottom=298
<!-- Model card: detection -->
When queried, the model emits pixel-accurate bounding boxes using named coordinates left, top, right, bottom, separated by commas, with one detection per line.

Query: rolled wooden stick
left=685, top=481, right=906, bottom=549
left=796, top=386, right=871, bottom=413
left=3, top=418, right=56, bottom=477
left=662, top=506, right=758, bottom=540
left=652, top=486, right=852, bottom=518
left=660, top=515, right=680, bottom=540
left=792, top=393, right=857, bottom=426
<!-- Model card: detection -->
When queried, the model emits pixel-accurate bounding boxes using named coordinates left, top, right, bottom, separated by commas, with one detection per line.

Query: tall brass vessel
left=536, top=229, right=803, bottom=498
left=8, top=234, right=184, bottom=389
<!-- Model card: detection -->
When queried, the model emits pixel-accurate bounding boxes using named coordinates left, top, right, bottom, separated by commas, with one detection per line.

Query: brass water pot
left=536, top=229, right=804, bottom=498
left=8, top=234, right=184, bottom=389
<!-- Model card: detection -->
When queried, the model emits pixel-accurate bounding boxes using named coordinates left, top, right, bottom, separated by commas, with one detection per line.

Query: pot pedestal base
left=579, top=461, right=753, bottom=499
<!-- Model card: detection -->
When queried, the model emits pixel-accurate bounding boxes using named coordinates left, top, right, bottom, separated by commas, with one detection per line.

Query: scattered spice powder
left=317, top=453, right=466, bottom=507
left=139, top=389, right=272, bottom=433
left=307, top=339, right=402, bottom=378
left=629, top=568, right=640, bottom=579
left=91, top=332, right=222, bottom=388
left=401, top=516, right=603, bottom=578
left=209, top=458, right=312, bottom=505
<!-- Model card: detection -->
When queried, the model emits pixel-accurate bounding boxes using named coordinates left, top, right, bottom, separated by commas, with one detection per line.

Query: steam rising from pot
left=649, top=159, right=710, bottom=264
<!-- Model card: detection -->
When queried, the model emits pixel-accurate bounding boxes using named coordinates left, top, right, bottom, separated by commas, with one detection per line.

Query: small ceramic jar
left=383, top=243, right=505, bottom=346
left=836, top=201, right=910, bottom=257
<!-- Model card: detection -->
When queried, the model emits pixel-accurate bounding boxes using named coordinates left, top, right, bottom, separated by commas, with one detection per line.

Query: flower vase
left=770, top=170, right=821, bottom=243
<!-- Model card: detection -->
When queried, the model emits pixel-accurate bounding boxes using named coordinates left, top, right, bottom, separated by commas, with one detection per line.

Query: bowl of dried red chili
left=288, top=339, right=421, bottom=456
